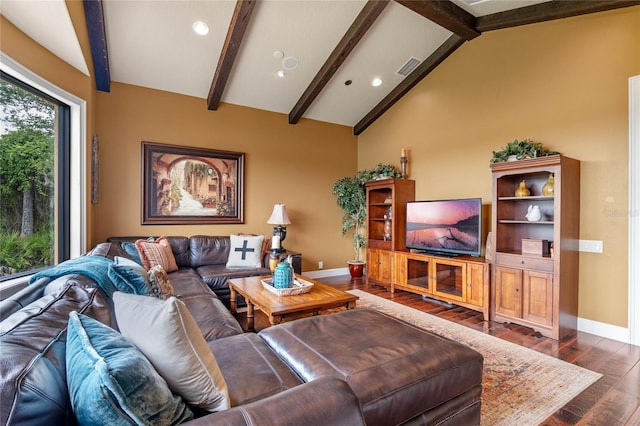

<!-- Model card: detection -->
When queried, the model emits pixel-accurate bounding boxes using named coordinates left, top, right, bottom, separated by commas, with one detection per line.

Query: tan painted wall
left=94, top=83, right=357, bottom=271
left=358, top=7, right=640, bottom=327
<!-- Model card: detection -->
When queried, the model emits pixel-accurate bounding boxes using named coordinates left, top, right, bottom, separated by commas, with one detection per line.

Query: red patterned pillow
left=135, top=236, right=178, bottom=272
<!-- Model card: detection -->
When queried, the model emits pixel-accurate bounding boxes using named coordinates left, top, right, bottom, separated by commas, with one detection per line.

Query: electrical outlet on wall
left=318, top=261, right=324, bottom=269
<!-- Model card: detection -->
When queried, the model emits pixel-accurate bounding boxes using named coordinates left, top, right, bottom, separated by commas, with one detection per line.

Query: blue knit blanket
left=29, top=256, right=114, bottom=294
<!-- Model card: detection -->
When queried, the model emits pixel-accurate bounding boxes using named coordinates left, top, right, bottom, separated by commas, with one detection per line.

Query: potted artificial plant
left=332, top=164, right=401, bottom=278
left=490, top=139, right=559, bottom=164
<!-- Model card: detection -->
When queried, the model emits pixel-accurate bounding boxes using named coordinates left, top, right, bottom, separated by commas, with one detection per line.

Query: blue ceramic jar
left=273, top=260, right=293, bottom=289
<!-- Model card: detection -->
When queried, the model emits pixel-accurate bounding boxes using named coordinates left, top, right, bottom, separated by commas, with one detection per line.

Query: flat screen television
left=405, top=198, right=482, bottom=257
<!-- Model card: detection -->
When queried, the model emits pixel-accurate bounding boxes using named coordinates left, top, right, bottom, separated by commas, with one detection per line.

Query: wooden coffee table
left=228, top=274, right=358, bottom=331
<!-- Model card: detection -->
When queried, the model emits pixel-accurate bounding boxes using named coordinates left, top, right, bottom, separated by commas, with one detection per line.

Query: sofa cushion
left=113, top=292, right=230, bottom=412
left=135, top=236, right=178, bottom=272
left=168, top=267, right=215, bottom=298
left=208, top=333, right=303, bottom=406
left=0, top=283, right=113, bottom=426
left=148, top=265, right=175, bottom=299
left=66, top=311, right=192, bottom=425
left=226, top=235, right=264, bottom=268
left=180, top=295, right=244, bottom=340
left=165, top=268, right=244, bottom=338
left=188, top=235, right=231, bottom=268
left=196, top=264, right=271, bottom=290
left=107, top=256, right=153, bottom=295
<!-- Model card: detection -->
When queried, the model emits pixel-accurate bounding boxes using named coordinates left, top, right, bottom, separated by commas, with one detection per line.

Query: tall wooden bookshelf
left=490, top=155, right=580, bottom=340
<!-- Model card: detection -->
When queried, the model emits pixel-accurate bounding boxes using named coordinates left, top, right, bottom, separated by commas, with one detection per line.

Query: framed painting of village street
left=142, top=142, right=244, bottom=224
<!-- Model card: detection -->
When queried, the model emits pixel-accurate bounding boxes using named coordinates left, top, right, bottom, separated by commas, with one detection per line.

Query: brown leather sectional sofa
left=0, top=238, right=483, bottom=425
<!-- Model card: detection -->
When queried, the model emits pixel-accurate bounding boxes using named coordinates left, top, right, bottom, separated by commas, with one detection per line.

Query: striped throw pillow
left=135, top=236, right=178, bottom=272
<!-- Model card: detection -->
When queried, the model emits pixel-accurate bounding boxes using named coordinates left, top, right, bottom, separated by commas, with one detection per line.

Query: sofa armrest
left=183, top=377, right=365, bottom=426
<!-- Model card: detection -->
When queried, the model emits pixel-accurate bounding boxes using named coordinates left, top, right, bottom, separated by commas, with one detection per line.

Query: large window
left=0, top=53, right=86, bottom=289
left=0, top=74, right=66, bottom=280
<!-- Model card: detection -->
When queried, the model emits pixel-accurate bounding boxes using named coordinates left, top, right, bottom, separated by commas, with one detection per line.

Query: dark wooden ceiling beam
left=395, top=0, right=479, bottom=40
left=83, top=0, right=110, bottom=92
left=288, top=0, right=390, bottom=125
left=207, top=0, right=256, bottom=111
left=476, top=0, right=640, bottom=32
left=354, top=34, right=464, bottom=136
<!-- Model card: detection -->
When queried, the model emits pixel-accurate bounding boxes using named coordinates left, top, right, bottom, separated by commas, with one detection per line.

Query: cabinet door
left=393, top=252, right=407, bottom=287
left=377, top=250, right=393, bottom=284
left=522, top=270, right=554, bottom=326
left=432, top=258, right=466, bottom=302
left=366, top=249, right=379, bottom=280
left=495, top=266, right=522, bottom=318
left=366, top=249, right=392, bottom=284
left=466, top=263, right=486, bottom=307
left=406, top=256, right=431, bottom=293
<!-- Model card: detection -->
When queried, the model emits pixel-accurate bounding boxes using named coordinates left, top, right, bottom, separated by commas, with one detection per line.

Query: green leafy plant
left=0, top=231, right=52, bottom=275
left=490, top=139, right=559, bottom=164
left=332, top=164, right=401, bottom=261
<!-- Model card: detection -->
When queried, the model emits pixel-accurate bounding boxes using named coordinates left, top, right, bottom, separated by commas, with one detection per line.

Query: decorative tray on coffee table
left=261, top=277, right=314, bottom=296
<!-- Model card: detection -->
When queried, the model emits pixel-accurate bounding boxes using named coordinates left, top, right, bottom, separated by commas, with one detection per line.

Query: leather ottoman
left=259, top=308, right=483, bottom=425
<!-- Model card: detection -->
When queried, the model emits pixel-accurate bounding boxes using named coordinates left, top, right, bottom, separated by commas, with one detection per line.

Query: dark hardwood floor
left=235, top=275, right=640, bottom=425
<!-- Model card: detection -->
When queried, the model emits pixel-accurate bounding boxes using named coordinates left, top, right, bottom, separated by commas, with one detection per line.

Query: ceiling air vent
left=396, top=56, right=421, bottom=77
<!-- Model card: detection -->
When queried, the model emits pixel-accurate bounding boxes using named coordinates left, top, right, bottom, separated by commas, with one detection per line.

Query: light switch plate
left=579, top=239, right=603, bottom=253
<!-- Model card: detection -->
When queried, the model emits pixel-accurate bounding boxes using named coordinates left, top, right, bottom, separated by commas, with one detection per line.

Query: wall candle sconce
left=401, top=148, right=408, bottom=179
left=267, top=204, right=291, bottom=253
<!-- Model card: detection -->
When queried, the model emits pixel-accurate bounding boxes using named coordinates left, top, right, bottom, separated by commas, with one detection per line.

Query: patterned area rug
left=348, top=290, right=602, bottom=425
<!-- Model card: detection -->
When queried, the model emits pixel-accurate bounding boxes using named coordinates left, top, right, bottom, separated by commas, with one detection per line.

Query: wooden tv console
left=363, top=178, right=489, bottom=321
left=391, top=251, right=490, bottom=321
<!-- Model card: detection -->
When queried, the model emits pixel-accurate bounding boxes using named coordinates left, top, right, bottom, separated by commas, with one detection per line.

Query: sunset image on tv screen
left=406, top=199, right=480, bottom=255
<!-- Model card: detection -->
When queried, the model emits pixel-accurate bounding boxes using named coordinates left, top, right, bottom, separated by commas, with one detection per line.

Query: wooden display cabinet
left=365, top=178, right=415, bottom=287
left=490, top=155, right=580, bottom=340
left=392, top=251, right=490, bottom=320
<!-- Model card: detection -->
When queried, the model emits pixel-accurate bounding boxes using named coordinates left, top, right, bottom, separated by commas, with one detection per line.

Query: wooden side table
left=276, top=250, right=302, bottom=274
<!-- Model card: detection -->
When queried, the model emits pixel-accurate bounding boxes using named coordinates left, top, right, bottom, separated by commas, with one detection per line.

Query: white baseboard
left=577, top=317, right=631, bottom=344
left=302, top=267, right=349, bottom=279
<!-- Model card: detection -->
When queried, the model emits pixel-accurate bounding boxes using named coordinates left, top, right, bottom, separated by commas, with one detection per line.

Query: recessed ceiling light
left=276, top=70, right=286, bottom=78
left=371, top=78, right=382, bottom=87
left=273, top=50, right=284, bottom=59
left=192, top=21, right=209, bottom=36
left=282, top=57, right=298, bottom=71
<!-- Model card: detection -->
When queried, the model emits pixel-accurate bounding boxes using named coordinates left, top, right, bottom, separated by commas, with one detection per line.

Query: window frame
left=0, top=52, right=86, bottom=292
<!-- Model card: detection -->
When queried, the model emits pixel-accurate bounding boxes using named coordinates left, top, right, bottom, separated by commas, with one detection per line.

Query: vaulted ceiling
left=2, top=0, right=638, bottom=134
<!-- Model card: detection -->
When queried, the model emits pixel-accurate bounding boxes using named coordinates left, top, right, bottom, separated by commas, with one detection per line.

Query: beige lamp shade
left=267, top=204, right=291, bottom=225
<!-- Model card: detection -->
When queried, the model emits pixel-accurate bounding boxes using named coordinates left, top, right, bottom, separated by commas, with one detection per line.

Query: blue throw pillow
left=107, top=256, right=153, bottom=295
left=66, top=312, right=192, bottom=425
left=121, top=242, right=143, bottom=265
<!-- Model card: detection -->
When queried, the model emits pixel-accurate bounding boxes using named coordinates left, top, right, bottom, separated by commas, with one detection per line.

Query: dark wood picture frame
left=142, top=142, right=244, bottom=225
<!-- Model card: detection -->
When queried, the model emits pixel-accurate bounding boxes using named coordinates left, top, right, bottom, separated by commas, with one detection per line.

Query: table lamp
left=267, top=203, right=291, bottom=252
